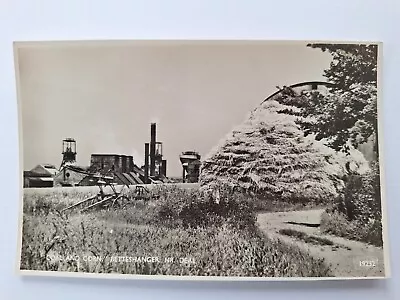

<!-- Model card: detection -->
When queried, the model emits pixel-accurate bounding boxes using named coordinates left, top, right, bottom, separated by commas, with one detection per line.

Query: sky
left=17, top=41, right=332, bottom=177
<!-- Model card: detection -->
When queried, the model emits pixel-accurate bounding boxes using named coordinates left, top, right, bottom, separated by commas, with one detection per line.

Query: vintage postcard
left=14, top=40, right=389, bottom=280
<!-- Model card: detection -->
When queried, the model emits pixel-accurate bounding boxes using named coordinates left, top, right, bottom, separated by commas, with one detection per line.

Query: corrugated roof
left=29, top=164, right=59, bottom=177
left=129, top=172, right=144, bottom=184
left=43, top=166, right=58, bottom=176
left=122, top=173, right=136, bottom=185
left=114, top=173, right=131, bottom=186
left=132, top=165, right=144, bottom=176
left=24, top=170, right=52, bottom=177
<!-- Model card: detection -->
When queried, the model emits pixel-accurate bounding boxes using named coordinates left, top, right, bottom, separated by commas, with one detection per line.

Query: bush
left=339, top=163, right=382, bottom=222
left=320, top=209, right=383, bottom=247
left=155, top=185, right=257, bottom=231
left=318, top=162, right=383, bottom=247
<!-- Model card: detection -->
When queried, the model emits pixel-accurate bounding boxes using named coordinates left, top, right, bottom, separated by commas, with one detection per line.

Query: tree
left=283, top=44, right=379, bottom=159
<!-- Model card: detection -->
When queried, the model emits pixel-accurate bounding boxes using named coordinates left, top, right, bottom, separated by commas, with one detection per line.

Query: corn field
left=20, top=185, right=332, bottom=277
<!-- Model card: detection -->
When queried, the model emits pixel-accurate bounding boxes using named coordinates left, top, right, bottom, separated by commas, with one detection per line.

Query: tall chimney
left=150, top=123, right=156, bottom=177
left=144, top=143, right=149, bottom=184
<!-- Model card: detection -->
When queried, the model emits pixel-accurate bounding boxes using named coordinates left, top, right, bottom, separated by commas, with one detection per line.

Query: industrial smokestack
left=144, top=143, right=149, bottom=184
left=150, top=123, right=156, bottom=177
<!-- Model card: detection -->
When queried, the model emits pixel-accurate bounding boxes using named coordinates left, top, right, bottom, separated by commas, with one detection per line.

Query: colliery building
left=87, top=153, right=144, bottom=186
left=90, top=154, right=134, bottom=174
left=23, top=122, right=204, bottom=188
left=54, top=165, right=89, bottom=187
left=53, top=154, right=145, bottom=187
left=23, top=164, right=58, bottom=188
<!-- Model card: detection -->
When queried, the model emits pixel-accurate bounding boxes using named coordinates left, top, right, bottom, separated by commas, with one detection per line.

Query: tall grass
left=20, top=185, right=332, bottom=277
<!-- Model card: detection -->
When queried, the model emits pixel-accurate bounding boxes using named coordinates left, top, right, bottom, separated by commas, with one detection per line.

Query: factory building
left=24, top=122, right=169, bottom=188
left=23, top=164, right=58, bottom=188
left=88, top=154, right=144, bottom=185
left=53, top=165, right=89, bottom=187
left=90, top=154, right=135, bottom=174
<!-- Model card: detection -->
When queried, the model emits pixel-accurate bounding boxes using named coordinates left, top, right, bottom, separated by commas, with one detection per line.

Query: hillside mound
left=199, top=91, right=368, bottom=205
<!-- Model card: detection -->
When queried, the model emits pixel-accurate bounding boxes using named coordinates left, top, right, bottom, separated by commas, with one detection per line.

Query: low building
left=53, top=165, right=89, bottom=187
left=23, top=164, right=58, bottom=188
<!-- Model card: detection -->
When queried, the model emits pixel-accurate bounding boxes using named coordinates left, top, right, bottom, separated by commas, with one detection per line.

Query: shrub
left=320, top=210, right=383, bottom=247
left=154, top=185, right=257, bottom=231
left=339, top=163, right=382, bottom=222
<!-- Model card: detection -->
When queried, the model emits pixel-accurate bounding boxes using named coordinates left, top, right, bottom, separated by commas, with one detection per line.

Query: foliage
left=320, top=210, right=383, bottom=247
left=320, top=163, right=383, bottom=247
left=20, top=186, right=332, bottom=277
left=285, top=43, right=383, bottom=247
left=273, top=44, right=378, bottom=155
left=339, top=162, right=382, bottom=222
left=308, top=44, right=378, bottom=91
left=154, top=185, right=257, bottom=231
left=296, top=43, right=379, bottom=155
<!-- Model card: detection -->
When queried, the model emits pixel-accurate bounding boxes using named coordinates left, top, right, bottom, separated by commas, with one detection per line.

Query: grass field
left=20, top=184, right=332, bottom=277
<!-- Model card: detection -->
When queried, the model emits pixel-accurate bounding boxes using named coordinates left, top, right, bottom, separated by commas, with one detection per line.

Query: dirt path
left=257, top=209, right=385, bottom=278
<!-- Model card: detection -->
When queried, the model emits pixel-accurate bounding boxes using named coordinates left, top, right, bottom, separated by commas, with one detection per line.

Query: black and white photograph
left=15, top=40, right=388, bottom=280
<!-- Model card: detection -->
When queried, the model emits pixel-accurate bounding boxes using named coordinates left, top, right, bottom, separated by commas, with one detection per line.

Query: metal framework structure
left=60, top=138, right=77, bottom=169
left=60, top=173, right=154, bottom=213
